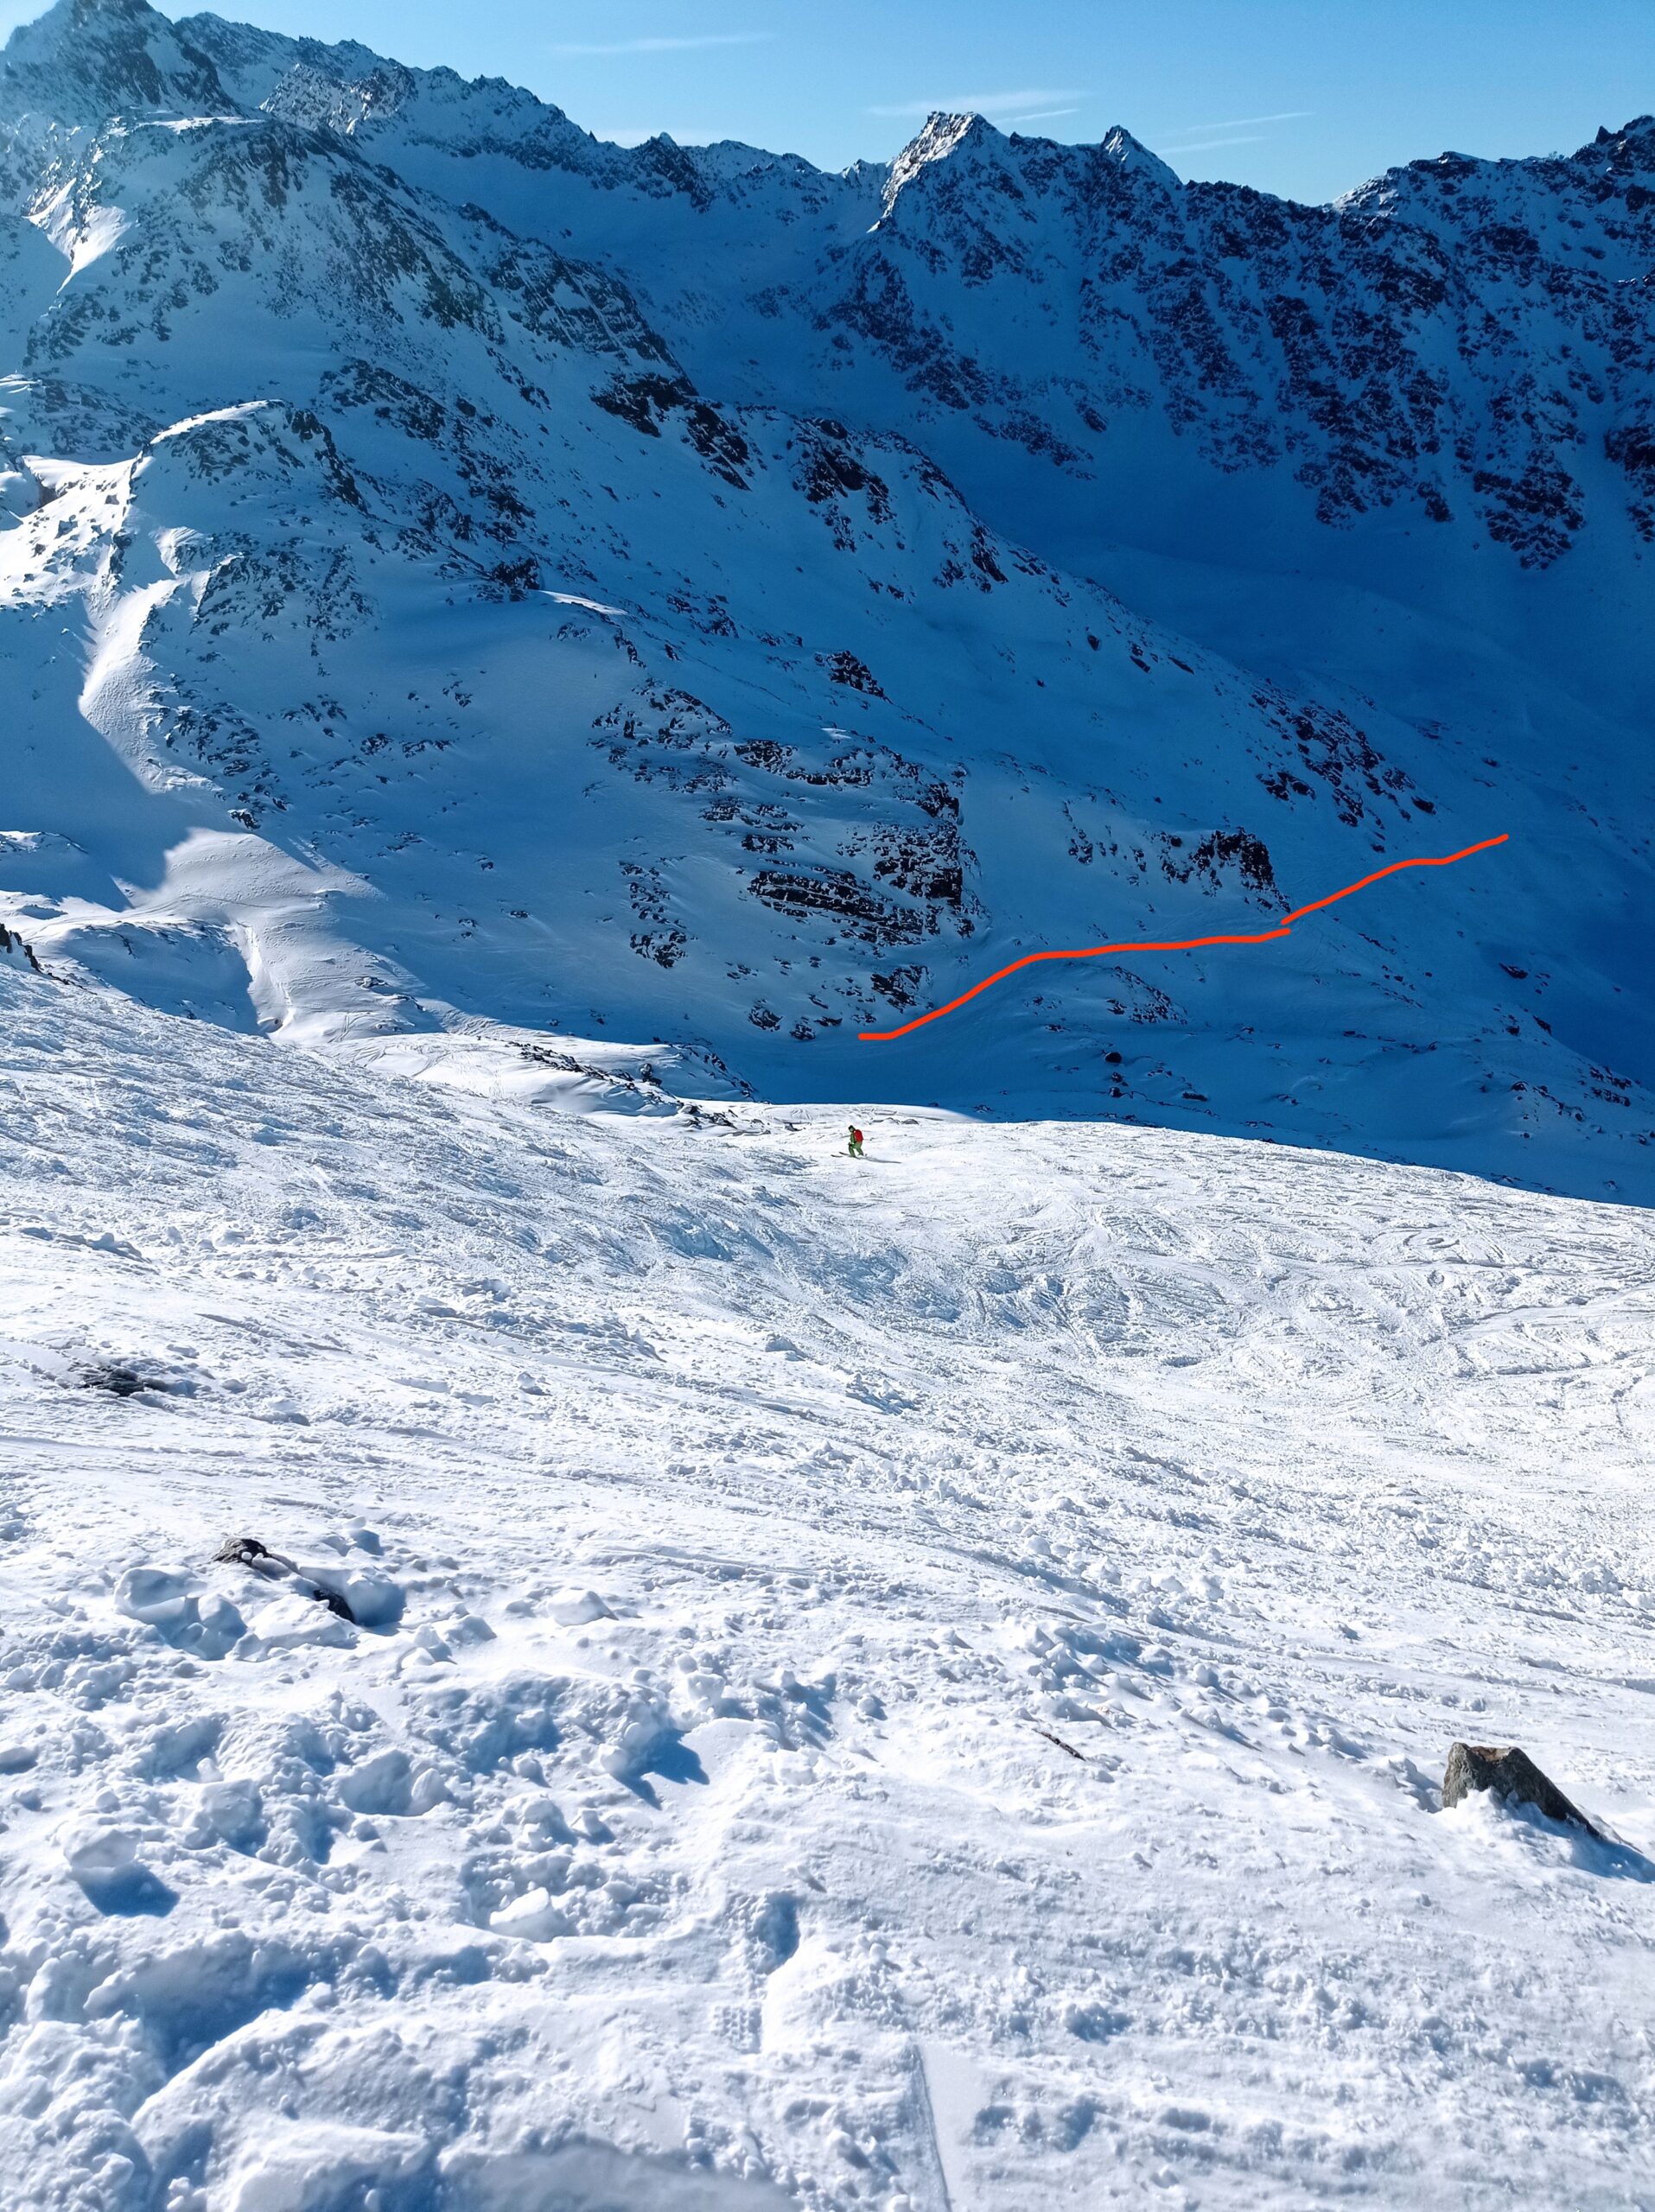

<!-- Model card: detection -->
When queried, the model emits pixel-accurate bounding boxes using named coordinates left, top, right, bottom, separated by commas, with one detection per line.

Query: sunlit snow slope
left=0, top=0, right=1652, bottom=1197
left=3, top=963, right=1654, bottom=2209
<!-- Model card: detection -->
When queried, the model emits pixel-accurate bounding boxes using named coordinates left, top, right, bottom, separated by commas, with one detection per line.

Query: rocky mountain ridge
left=1, top=0, right=1651, bottom=1200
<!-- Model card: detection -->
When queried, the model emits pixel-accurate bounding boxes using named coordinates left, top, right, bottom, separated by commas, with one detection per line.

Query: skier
left=848, top=1123, right=864, bottom=1159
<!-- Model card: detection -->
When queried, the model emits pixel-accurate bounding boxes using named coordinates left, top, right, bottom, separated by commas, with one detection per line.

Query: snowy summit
left=0, top=3, right=1653, bottom=2207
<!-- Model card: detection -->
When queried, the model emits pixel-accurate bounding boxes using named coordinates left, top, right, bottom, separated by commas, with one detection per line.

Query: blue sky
left=10, top=0, right=1655, bottom=200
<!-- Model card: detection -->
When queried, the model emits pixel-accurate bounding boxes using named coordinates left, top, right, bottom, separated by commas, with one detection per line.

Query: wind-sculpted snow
left=0, top=0, right=1652, bottom=1203
left=2, top=963, right=1654, bottom=2208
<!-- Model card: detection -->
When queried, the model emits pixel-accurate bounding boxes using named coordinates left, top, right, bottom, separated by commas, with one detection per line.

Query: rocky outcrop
left=1442, top=1742, right=1603, bottom=1838
left=0, top=921, right=42, bottom=971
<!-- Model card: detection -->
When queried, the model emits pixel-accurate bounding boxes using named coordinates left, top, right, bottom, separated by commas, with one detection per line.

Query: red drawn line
left=856, top=834, right=1510, bottom=1043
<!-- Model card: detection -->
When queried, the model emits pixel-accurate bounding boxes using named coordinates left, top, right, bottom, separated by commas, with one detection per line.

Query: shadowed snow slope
left=0, top=0, right=1652, bottom=1198
left=2, top=961, right=1653, bottom=2208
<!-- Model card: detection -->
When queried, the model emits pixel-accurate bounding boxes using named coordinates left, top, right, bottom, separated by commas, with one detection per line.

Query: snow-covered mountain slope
left=0, top=0, right=1652, bottom=1203
left=174, top=19, right=1655, bottom=670
left=3, top=958, right=1654, bottom=2211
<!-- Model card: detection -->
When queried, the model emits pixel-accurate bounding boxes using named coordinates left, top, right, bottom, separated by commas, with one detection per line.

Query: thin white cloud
left=1002, top=107, right=1080, bottom=128
left=1158, top=132, right=1270, bottom=155
left=1158, top=109, right=1313, bottom=140
left=551, top=33, right=773, bottom=57
left=868, top=88, right=1085, bottom=120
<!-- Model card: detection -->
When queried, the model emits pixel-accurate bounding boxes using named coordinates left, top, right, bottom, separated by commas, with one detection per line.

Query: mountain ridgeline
left=1, top=0, right=1652, bottom=1198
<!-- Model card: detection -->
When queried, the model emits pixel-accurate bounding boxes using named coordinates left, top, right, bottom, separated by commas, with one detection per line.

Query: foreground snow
left=2, top=963, right=1654, bottom=2211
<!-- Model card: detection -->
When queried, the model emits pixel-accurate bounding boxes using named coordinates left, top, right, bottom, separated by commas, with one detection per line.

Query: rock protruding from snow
left=1442, top=1741, right=1603, bottom=1838
left=0, top=922, right=41, bottom=972
left=213, top=1533, right=407, bottom=1627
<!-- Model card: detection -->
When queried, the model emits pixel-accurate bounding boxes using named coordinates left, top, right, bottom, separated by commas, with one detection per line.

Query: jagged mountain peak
left=876, top=110, right=1178, bottom=240
left=882, top=110, right=1179, bottom=219
left=879, top=111, right=1000, bottom=212
left=1095, top=123, right=1181, bottom=188
left=159, top=7, right=860, bottom=223
left=177, top=10, right=569, bottom=136
left=1575, top=111, right=1655, bottom=175
left=1335, top=109, right=1655, bottom=222
left=0, top=0, right=229, bottom=121
left=1600, top=111, right=1655, bottom=143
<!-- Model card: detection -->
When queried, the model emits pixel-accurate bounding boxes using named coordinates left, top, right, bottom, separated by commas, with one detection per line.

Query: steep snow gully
left=2, top=3, right=1655, bottom=2209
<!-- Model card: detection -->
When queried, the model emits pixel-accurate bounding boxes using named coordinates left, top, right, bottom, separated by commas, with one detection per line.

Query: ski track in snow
left=2, top=965, right=1654, bottom=2210
left=856, top=836, right=1510, bottom=1041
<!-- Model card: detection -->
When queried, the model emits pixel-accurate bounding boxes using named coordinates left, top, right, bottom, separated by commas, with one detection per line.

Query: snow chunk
left=116, top=1564, right=194, bottom=1626
left=546, top=1587, right=614, bottom=1627
left=246, top=1592, right=355, bottom=1649
left=489, top=1885, right=571, bottom=1940
left=60, top=1821, right=139, bottom=1878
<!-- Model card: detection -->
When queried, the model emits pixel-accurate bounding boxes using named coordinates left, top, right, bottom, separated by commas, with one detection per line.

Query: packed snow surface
left=3, top=962, right=1654, bottom=2210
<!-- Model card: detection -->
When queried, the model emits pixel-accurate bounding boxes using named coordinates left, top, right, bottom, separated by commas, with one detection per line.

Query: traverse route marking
left=856, top=834, right=1509, bottom=1043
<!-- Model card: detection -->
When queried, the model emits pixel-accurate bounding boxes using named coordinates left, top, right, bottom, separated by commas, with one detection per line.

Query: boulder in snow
left=0, top=922, right=41, bottom=972
left=213, top=1534, right=404, bottom=1626
left=1442, top=1742, right=1602, bottom=1839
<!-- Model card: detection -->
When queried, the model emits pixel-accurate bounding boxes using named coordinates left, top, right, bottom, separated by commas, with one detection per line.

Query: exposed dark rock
left=820, top=650, right=885, bottom=696
left=213, top=1534, right=356, bottom=1620
left=213, top=1534, right=287, bottom=1569
left=869, top=822, right=966, bottom=907
left=747, top=866, right=924, bottom=945
left=81, top=1363, right=165, bottom=1396
left=0, top=922, right=42, bottom=972
left=1157, top=827, right=1280, bottom=902
left=796, top=427, right=893, bottom=525
left=1442, top=1741, right=1603, bottom=1838
left=591, top=371, right=750, bottom=485
left=591, top=370, right=696, bottom=437
left=1607, top=421, right=1655, bottom=539
left=870, top=963, right=926, bottom=1007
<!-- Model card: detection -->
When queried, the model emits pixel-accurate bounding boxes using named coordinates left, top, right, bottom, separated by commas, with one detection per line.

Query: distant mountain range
left=3, top=0, right=1652, bottom=1198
